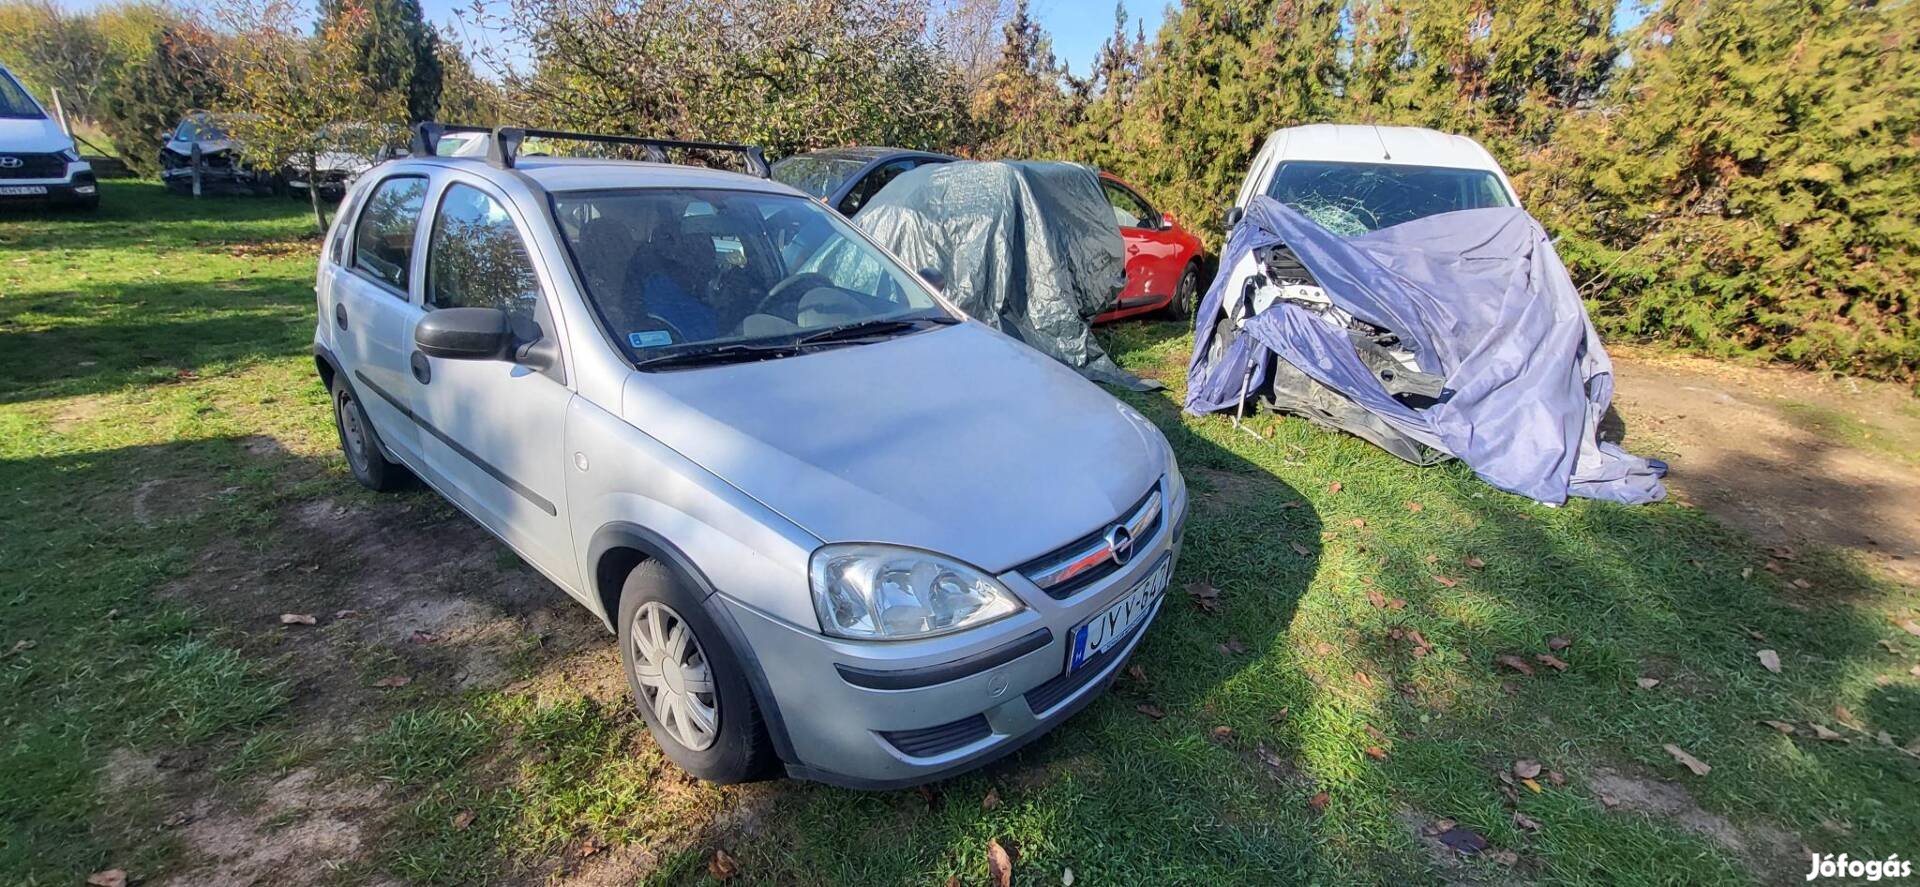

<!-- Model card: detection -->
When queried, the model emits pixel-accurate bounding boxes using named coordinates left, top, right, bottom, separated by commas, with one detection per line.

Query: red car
left=1093, top=172, right=1206, bottom=323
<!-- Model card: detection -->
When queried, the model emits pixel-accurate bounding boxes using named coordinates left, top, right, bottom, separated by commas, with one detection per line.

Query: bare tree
left=930, top=0, right=1015, bottom=91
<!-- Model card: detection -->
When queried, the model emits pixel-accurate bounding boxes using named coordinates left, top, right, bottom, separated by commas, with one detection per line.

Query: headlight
left=809, top=543, right=1023, bottom=640
left=59, top=147, right=80, bottom=163
left=1161, top=434, right=1186, bottom=506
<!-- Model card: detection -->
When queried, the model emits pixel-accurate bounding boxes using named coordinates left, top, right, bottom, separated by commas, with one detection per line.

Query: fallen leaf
left=1270, top=707, right=1291, bottom=724
left=1307, top=790, right=1329, bottom=812
left=1186, top=581, right=1221, bottom=613
left=1548, top=636, right=1572, bottom=651
left=1791, top=578, right=1812, bottom=590
left=86, top=870, right=127, bottom=887
left=1464, top=556, right=1486, bottom=569
left=987, top=838, right=1014, bottom=887
left=1663, top=744, right=1711, bottom=776
left=1522, top=777, right=1542, bottom=793
left=1349, top=518, right=1367, bottom=529
left=1366, top=588, right=1387, bottom=608
left=1636, top=677, right=1661, bottom=690
left=1900, top=619, right=1920, bottom=637
left=1879, top=640, right=1899, bottom=653
left=280, top=613, right=317, bottom=626
left=1489, top=849, right=1520, bottom=866
left=1911, top=665, right=1920, bottom=678
left=6, top=639, right=33, bottom=656
left=1062, top=867, right=1076, bottom=886
left=1218, top=638, right=1248, bottom=655
left=1513, top=759, right=1542, bottom=779
left=372, top=675, right=412, bottom=688
left=1810, top=723, right=1844, bottom=741
left=1546, top=770, right=1565, bottom=786
left=334, top=609, right=360, bottom=619
left=708, top=848, right=739, bottom=881
left=1211, top=725, right=1233, bottom=740
left=1136, top=703, right=1165, bottom=720
left=1364, top=724, right=1389, bottom=743
left=1406, top=501, right=1424, bottom=512
left=1354, top=671, right=1375, bottom=688
left=1387, top=598, right=1407, bottom=611
left=1314, top=642, right=1335, bottom=656
left=1437, top=825, right=1489, bottom=855
left=1290, top=541, right=1310, bottom=557
left=1600, top=793, right=1619, bottom=808
left=982, top=787, right=1002, bottom=811
left=1496, top=654, right=1535, bottom=676
left=1328, top=481, right=1343, bottom=493
left=1424, top=553, right=1439, bottom=564
left=1512, top=811, right=1541, bottom=831
left=452, top=809, right=475, bottom=830
left=1763, top=560, right=1784, bottom=574
left=1126, top=664, right=1148, bottom=683
left=1255, top=744, right=1286, bottom=770
left=1427, top=818, right=1457, bottom=835
left=1834, top=705, right=1861, bottom=727
left=579, top=838, right=603, bottom=857
left=1407, top=629, right=1433, bottom=657
left=1536, top=653, right=1570, bottom=672
left=1744, top=627, right=1766, bottom=641
left=1757, top=649, right=1782, bottom=673
left=1364, top=745, right=1387, bottom=760
left=1434, top=575, right=1460, bottom=588
left=408, top=630, right=440, bottom=644
left=1761, top=720, right=1796, bottom=734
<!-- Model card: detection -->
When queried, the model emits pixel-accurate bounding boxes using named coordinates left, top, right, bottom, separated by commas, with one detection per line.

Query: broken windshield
left=1265, top=161, right=1512, bottom=236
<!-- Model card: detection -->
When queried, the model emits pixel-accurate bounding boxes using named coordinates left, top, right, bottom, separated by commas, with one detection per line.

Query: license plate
left=0, top=186, right=48, bottom=196
left=1067, top=553, right=1171, bottom=673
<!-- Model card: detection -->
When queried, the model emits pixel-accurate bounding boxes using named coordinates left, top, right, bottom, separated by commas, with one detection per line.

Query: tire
left=1167, top=261, right=1202, bottom=321
left=330, top=377, right=407, bottom=491
left=617, top=561, right=777, bottom=784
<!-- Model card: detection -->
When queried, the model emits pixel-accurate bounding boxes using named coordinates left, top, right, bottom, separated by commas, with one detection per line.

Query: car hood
left=164, top=137, right=235, bottom=156
left=621, top=323, right=1166, bottom=572
left=310, top=151, right=373, bottom=173
left=0, top=116, right=73, bottom=153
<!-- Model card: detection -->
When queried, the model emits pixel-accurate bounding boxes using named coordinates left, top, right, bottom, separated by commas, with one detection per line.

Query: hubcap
left=629, top=601, right=719, bottom=751
left=338, top=393, right=369, bottom=473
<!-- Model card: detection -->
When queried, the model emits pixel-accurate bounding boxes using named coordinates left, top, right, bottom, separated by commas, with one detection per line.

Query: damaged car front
left=159, top=112, right=277, bottom=195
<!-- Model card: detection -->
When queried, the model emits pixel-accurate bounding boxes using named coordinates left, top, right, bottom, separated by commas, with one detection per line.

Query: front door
left=1101, top=178, right=1181, bottom=309
left=410, top=178, right=581, bottom=593
left=327, top=174, right=430, bottom=466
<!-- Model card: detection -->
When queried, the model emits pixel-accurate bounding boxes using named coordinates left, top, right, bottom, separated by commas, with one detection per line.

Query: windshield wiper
left=632, top=341, right=801, bottom=370
left=795, top=315, right=960, bottom=347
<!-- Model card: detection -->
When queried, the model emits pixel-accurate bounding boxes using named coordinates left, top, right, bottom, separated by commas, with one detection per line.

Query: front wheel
left=1167, top=262, right=1202, bottom=321
left=617, top=561, right=777, bottom=783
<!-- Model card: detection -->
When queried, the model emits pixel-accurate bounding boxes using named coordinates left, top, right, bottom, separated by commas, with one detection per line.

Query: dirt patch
left=161, top=767, right=388, bottom=887
left=1610, top=349, right=1920, bottom=586
left=127, top=476, right=228, bottom=528
left=1589, top=767, right=1804, bottom=882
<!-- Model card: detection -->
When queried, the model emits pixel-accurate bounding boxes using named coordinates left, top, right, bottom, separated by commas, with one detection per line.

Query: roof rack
left=409, top=122, right=771, bottom=178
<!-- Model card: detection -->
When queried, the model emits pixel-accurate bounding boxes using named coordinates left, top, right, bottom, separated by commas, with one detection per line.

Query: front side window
left=1265, top=160, right=1512, bottom=235
left=552, top=188, right=948, bottom=364
left=427, top=183, right=540, bottom=322
left=1102, top=180, right=1155, bottom=229
left=838, top=159, right=915, bottom=216
left=0, top=69, right=44, bottom=119
left=770, top=155, right=865, bottom=200
left=352, top=176, right=428, bottom=293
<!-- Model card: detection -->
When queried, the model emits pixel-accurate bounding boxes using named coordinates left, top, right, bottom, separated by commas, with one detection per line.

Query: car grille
left=880, top=714, right=992, bottom=758
left=1016, top=483, right=1163, bottom=599
left=1023, top=612, right=1148, bottom=715
left=0, top=153, right=67, bottom=180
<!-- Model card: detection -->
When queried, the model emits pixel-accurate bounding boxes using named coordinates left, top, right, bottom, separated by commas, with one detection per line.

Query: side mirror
left=1161, top=212, right=1177, bottom=230
left=918, top=267, right=945, bottom=291
left=1222, top=206, right=1245, bottom=230
left=415, top=307, right=513, bottom=361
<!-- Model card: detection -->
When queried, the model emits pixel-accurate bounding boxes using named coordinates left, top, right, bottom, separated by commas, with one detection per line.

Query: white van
left=1230, top=123, right=1518, bottom=233
left=0, top=63, right=97, bottom=210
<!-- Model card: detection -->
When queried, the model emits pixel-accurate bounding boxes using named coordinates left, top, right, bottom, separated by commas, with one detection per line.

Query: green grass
left=2, top=182, right=1917, bottom=885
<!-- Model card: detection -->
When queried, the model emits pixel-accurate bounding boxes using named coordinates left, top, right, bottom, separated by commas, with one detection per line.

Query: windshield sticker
left=628, top=330, right=674, bottom=349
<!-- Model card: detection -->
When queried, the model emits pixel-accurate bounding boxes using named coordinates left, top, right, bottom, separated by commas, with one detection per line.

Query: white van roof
left=1264, top=124, right=1505, bottom=171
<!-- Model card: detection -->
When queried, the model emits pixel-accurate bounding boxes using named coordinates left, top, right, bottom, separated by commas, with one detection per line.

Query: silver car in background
left=313, top=125, right=1186, bottom=787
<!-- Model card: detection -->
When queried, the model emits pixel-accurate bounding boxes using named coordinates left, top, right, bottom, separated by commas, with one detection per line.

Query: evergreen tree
left=969, top=0, right=1081, bottom=158
left=319, top=0, right=441, bottom=123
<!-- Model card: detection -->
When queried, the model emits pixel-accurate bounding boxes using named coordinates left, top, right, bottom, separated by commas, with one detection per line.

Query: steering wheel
left=753, top=272, right=835, bottom=320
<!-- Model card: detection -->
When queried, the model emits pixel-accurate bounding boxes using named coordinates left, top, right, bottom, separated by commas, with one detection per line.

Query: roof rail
left=409, top=122, right=771, bottom=178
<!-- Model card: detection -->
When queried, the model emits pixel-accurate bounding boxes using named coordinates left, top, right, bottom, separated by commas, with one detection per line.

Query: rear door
left=1101, top=178, right=1181, bottom=308
left=325, top=173, right=431, bottom=466
left=410, top=177, right=581, bottom=592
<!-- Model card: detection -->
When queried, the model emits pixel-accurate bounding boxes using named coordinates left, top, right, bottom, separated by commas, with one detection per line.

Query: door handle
left=410, top=351, right=431, bottom=385
left=334, top=302, right=348, bottom=330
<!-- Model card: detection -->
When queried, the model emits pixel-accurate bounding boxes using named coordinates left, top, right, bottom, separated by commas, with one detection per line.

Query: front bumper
left=0, top=164, right=96, bottom=206
left=722, top=481, right=1189, bottom=789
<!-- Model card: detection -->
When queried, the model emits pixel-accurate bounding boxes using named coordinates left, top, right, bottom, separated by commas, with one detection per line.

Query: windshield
left=552, top=188, right=947, bottom=363
left=1265, top=161, right=1512, bottom=235
left=175, top=116, right=227, bottom=142
left=0, top=69, right=45, bottom=119
left=770, top=155, right=866, bottom=199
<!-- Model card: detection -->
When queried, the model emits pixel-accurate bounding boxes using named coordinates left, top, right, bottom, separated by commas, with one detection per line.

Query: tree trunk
left=307, top=160, right=328, bottom=232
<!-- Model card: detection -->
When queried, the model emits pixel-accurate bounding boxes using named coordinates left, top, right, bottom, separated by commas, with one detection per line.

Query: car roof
left=387, top=155, right=806, bottom=197
left=783, top=146, right=955, bottom=163
left=1266, top=124, right=1504, bottom=173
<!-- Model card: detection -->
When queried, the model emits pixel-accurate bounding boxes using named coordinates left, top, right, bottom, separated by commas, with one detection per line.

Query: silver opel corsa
left=312, top=126, right=1188, bottom=787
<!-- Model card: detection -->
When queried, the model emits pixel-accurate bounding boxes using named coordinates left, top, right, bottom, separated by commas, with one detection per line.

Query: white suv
left=313, top=125, right=1187, bottom=787
left=0, top=63, right=96, bottom=210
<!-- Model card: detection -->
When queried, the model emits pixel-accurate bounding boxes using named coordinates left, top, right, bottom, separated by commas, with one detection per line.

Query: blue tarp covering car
left=1186, top=196, right=1666, bottom=506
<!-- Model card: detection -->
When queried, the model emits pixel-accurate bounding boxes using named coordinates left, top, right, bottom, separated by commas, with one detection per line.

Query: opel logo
left=1104, top=524, right=1135, bottom=567
left=0, top=157, right=20, bottom=169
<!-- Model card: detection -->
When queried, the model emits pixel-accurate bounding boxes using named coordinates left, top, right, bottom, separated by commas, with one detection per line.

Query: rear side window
left=838, top=158, right=914, bottom=216
left=426, top=183, right=540, bottom=322
left=352, top=176, right=428, bottom=292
